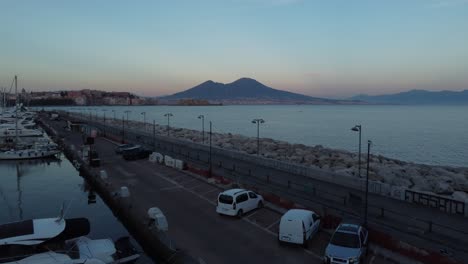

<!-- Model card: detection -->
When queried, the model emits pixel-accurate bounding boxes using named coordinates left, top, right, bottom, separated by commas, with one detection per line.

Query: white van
left=216, top=189, right=264, bottom=217
left=278, top=209, right=321, bottom=247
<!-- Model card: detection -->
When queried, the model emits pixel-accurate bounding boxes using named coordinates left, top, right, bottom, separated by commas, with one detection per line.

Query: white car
left=216, top=189, right=264, bottom=217
left=278, top=209, right=321, bottom=247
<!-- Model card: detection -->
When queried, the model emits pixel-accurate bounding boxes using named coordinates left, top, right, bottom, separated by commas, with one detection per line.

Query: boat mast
left=15, top=75, right=18, bottom=145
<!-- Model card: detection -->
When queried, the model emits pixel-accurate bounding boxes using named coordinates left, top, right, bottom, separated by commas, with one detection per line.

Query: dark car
left=122, top=146, right=152, bottom=161
left=115, top=144, right=137, bottom=154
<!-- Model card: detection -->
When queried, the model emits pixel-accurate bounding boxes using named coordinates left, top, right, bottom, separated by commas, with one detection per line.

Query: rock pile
left=109, top=118, right=468, bottom=200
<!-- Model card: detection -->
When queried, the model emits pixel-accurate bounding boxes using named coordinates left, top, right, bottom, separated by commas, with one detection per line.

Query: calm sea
left=0, top=157, right=150, bottom=262
left=47, top=105, right=468, bottom=167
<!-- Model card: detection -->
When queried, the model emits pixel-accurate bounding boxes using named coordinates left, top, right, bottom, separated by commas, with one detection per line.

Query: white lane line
left=242, top=217, right=276, bottom=236
left=159, top=186, right=183, bottom=191
left=201, top=188, right=219, bottom=196
left=266, top=218, right=281, bottom=230
left=369, top=255, right=376, bottom=264
left=187, top=182, right=206, bottom=191
left=179, top=178, right=198, bottom=186
left=245, top=209, right=260, bottom=219
left=152, top=170, right=323, bottom=261
left=152, top=172, right=180, bottom=187
left=101, top=137, right=120, bottom=146
left=155, top=172, right=216, bottom=205
left=304, top=249, right=322, bottom=259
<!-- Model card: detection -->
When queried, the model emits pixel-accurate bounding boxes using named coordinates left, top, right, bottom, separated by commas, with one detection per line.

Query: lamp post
left=365, top=140, right=372, bottom=228
left=198, top=115, right=205, bottom=143
left=351, top=125, right=362, bottom=178
left=164, top=113, right=173, bottom=136
left=251, top=118, right=265, bottom=155
left=209, top=121, right=212, bottom=177
left=102, top=109, right=107, bottom=123
left=124, top=110, right=131, bottom=125
left=141, top=112, right=146, bottom=131
left=121, top=115, right=125, bottom=143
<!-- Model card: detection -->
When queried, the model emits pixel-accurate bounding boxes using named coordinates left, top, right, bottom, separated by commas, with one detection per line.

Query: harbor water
left=0, top=156, right=151, bottom=263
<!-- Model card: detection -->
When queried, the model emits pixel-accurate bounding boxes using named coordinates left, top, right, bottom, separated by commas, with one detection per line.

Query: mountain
left=161, top=78, right=356, bottom=104
left=351, top=90, right=468, bottom=105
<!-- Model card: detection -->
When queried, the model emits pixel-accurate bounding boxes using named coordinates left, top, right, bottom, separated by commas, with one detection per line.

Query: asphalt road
left=47, top=117, right=393, bottom=264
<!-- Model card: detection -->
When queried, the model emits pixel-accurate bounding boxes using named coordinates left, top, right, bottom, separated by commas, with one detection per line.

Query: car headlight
left=349, top=256, right=359, bottom=263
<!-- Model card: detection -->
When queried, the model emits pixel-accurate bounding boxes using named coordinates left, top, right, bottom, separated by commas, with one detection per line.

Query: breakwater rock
left=103, top=118, right=468, bottom=200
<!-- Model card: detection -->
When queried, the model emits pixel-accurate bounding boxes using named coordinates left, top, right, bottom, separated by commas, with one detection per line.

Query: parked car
left=324, top=223, right=368, bottom=264
left=122, top=146, right=152, bottom=160
left=278, top=209, right=321, bottom=247
left=216, top=189, right=263, bottom=217
left=115, top=144, right=137, bottom=154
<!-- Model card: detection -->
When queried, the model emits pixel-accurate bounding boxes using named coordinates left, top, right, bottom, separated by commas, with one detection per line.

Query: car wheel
left=257, top=201, right=264, bottom=209
left=237, top=209, right=243, bottom=218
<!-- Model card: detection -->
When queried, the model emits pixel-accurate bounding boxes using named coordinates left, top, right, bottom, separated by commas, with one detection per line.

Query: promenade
left=41, top=112, right=465, bottom=264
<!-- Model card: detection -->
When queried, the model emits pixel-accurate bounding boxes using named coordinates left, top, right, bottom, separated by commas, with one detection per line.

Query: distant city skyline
left=1, top=0, right=467, bottom=98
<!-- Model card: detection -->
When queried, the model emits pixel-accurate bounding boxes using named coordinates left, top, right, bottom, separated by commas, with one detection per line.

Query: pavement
left=44, top=117, right=396, bottom=264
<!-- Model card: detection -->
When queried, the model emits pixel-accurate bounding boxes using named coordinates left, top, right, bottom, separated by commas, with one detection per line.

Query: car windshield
left=330, top=232, right=360, bottom=248
left=219, top=194, right=233, bottom=204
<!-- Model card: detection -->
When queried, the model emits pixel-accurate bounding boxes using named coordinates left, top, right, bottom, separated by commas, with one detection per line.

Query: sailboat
left=0, top=76, right=60, bottom=160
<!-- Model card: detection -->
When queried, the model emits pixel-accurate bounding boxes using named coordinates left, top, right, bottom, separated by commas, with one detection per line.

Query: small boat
left=0, top=145, right=60, bottom=160
left=0, top=217, right=90, bottom=246
left=0, top=217, right=90, bottom=260
left=1, top=252, right=105, bottom=264
left=0, top=236, right=140, bottom=264
left=65, top=236, right=140, bottom=263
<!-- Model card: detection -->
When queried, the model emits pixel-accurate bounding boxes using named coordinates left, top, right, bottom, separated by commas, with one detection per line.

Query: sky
left=1, top=0, right=468, bottom=98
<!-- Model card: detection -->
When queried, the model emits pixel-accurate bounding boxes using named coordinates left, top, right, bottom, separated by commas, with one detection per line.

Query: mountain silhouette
left=351, top=89, right=468, bottom=105
left=162, top=78, right=340, bottom=103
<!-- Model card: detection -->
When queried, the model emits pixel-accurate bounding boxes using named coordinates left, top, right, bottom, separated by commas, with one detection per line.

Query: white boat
left=0, top=127, right=43, bottom=138
left=65, top=236, right=141, bottom=263
left=0, top=236, right=140, bottom=264
left=0, top=145, right=60, bottom=160
left=1, top=252, right=105, bottom=264
left=0, top=217, right=90, bottom=247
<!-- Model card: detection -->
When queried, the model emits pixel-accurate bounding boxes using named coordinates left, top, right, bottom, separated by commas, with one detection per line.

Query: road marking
left=201, top=188, right=219, bottom=196
left=246, top=209, right=260, bottom=219
left=187, top=182, right=206, bottom=191
left=369, top=255, right=376, bottom=264
left=115, top=166, right=135, bottom=177
left=152, top=172, right=180, bottom=186
left=179, top=178, right=198, bottom=186
left=266, top=218, right=281, bottom=230
left=304, top=249, right=323, bottom=260
left=159, top=186, right=183, bottom=191
left=101, top=137, right=120, bottom=146
left=151, top=168, right=323, bottom=261
left=154, top=172, right=216, bottom=205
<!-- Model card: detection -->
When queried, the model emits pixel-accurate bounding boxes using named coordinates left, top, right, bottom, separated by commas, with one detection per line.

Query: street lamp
left=364, top=140, right=372, bottom=228
left=164, top=113, right=173, bottom=136
left=102, top=109, right=107, bottom=122
left=124, top=110, right=131, bottom=125
left=209, top=121, right=212, bottom=177
left=251, top=118, right=265, bottom=155
left=198, top=115, right=205, bottom=143
left=351, top=125, right=362, bottom=178
left=141, top=112, right=146, bottom=131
